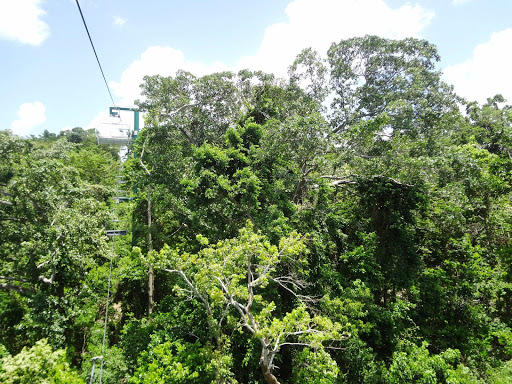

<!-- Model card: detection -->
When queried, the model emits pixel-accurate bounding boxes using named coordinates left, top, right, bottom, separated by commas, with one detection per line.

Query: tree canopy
left=2, top=35, right=512, bottom=383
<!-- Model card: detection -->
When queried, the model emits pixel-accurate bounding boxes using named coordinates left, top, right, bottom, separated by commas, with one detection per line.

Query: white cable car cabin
left=96, top=122, right=131, bottom=145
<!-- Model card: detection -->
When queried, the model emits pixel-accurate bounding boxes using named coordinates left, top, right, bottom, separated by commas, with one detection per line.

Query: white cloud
left=10, top=101, right=47, bottom=136
left=443, top=28, right=512, bottom=104
left=236, top=0, right=434, bottom=75
left=113, top=16, right=127, bottom=27
left=107, top=0, right=433, bottom=111
left=87, top=111, right=110, bottom=131
left=97, top=47, right=226, bottom=133
left=0, top=0, right=49, bottom=45
left=452, top=0, right=471, bottom=5
left=109, top=46, right=227, bottom=106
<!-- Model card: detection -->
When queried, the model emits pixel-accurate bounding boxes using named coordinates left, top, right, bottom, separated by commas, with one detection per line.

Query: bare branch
left=247, top=262, right=254, bottom=311
left=214, top=274, right=259, bottom=336
left=155, top=104, right=196, bottom=144
left=214, top=275, right=230, bottom=295
left=380, top=176, right=414, bottom=188
left=37, top=260, right=52, bottom=269
left=323, top=345, right=349, bottom=350
left=284, top=329, right=322, bottom=337
left=276, top=342, right=319, bottom=348
left=166, top=223, right=186, bottom=239
left=38, top=241, right=61, bottom=285
left=163, top=103, right=195, bottom=117
left=0, top=282, right=34, bottom=295
left=268, top=335, right=281, bottom=370
left=162, top=268, right=212, bottom=317
left=218, top=301, right=231, bottom=328
left=320, top=174, right=415, bottom=188
left=0, top=217, right=21, bottom=222
left=271, top=276, right=318, bottom=304
left=251, top=262, right=274, bottom=287
left=231, top=299, right=256, bottom=335
left=320, top=176, right=357, bottom=186
left=273, top=275, right=308, bottom=290
left=139, top=135, right=151, bottom=176
left=0, top=275, right=30, bottom=283
left=38, top=276, right=54, bottom=284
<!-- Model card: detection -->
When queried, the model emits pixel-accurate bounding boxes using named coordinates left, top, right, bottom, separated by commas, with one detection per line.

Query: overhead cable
left=74, top=0, right=117, bottom=108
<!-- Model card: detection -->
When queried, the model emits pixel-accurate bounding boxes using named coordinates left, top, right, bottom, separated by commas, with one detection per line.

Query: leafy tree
left=327, top=35, right=458, bottom=140
left=488, top=360, right=512, bottom=383
left=0, top=133, right=123, bottom=367
left=292, top=347, right=339, bottom=384
left=129, top=341, right=221, bottom=384
left=386, top=341, right=478, bottom=384
left=0, top=339, right=84, bottom=384
left=156, top=223, right=345, bottom=384
left=466, top=95, right=512, bottom=157
left=4, top=35, right=512, bottom=384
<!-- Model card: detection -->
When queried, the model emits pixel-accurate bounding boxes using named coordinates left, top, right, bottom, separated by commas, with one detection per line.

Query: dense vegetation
left=2, top=36, right=512, bottom=383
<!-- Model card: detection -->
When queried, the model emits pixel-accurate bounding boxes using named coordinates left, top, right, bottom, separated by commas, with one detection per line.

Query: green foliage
left=3, top=36, right=512, bottom=384
left=157, top=223, right=345, bottom=382
left=129, top=341, right=219, bottom=384
left=328, top=35, right=458, bottom=138
left=292, top=348, right=339, bottom=384
left=386, top=341, right=478, bottom=384
left=0, top=132, right=121, bottom=366
left=0, top=339, right=84, bottom=384
left=356, top=176, right=424, bottom=293
left=487, top=360, right=512, bottom=383
left=0, top=291, right=25, bottom=353
left=465, top=95, right=512, bottom=157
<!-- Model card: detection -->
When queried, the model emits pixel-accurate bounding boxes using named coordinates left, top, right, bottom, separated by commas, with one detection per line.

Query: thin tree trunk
left=260, top=356, right=280, bottom=384
left=260, top=346, right=280, bottom=384
left=147, top=185, right=154, bottom=314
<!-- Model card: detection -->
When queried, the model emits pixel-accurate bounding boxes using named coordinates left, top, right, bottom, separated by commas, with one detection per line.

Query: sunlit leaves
left=0, top=339, right=84, bottom=384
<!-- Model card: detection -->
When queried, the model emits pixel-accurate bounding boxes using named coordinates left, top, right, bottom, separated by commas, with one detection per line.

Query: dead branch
left=0, top=282, right=34, bottom=295
left=166, top=223, right=186, bottom=238
left=139, top=135, right=151, bottom=176
left=162, top=268, right=212, bottom=317
left=0, top=275, right=30, bottom=283
left=155, top=104, right=196, bottom=144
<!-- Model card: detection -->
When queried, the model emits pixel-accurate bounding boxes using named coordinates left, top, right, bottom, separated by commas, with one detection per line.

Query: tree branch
left=162, top=268, right=212, bottom=317
left=320, top=175, right=415, bottom=188
left=320, top=176, right=357, bottom=186
left=163, top=103, right=195, bottom=116
left=139, top=134, right=151, bottom=176
left=0, top=216, right=21, bottom=222
left=0, top=275, right=30, bottom=283
left=231, top=299, right=256, bottom=335
left=247, top=262, right=254, bottom=311
left=38, top=268, right=56, bottom=285
left=38, top=240, right=61, bottom=285
left=155, top=103, right=196, bottom=144
left=0, top=282, right=34, bottom=295
left=166, top=223, right=186, bottom=239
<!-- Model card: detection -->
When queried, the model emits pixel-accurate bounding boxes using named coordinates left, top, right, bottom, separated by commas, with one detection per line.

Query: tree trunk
left=147, top=185, right=154, bottom=314
left=260, top=350, right=280, bottom=384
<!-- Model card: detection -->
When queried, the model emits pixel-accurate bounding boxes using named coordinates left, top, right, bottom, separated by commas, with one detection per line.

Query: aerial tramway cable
left=74, top=0, right=117, bottom=108
left=73, top=1, right=127, bottom=382
left=99, top=176, right=119, bottom=384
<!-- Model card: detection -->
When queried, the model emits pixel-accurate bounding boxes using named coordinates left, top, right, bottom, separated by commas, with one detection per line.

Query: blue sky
left=1, top=0, right=512, bottom=137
